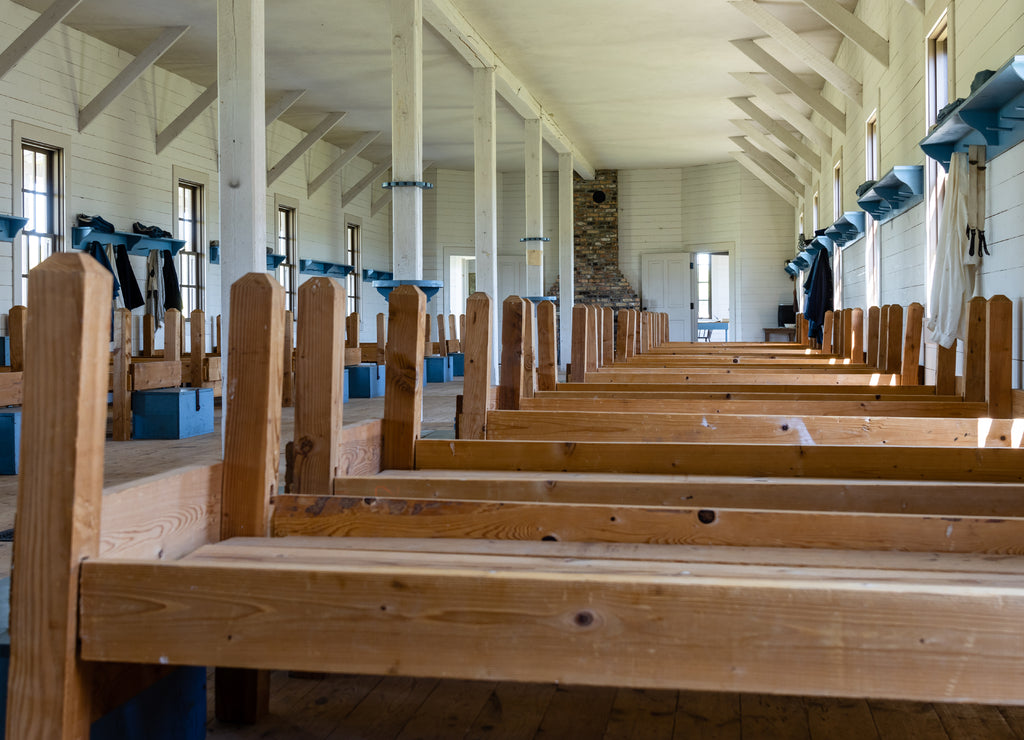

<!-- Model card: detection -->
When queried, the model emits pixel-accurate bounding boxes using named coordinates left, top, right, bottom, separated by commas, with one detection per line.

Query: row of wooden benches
left=8, top=256, right=1024, bottom=737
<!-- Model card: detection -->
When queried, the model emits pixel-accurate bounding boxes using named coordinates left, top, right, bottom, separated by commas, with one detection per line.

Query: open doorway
left=448, top=254, right=476, bottom=316
left=695, top=251, right=730, bottom=341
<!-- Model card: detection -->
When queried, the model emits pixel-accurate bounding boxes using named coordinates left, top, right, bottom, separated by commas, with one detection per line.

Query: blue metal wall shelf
left=298, top=259, right=353, bottom=276
left=373, top=279, right=443, bottom=301
left=71, top=226, right=185, bottom=256
left=209, top=242, right=220, bottom=265
left=0, top=216, right=28, bottom=243
left=920, top=55, right=1024, bottom=171
left=824, top=211, right=866, bottom=247
left=856, top=166, right=924, bottom=223
left=362, top=269, right=393, bottom=281
left=267, top=254, right=287, bottom=271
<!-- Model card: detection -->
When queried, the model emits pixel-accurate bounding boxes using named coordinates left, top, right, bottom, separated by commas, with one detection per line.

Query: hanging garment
left=161, top=250, right=183, bottom=312
left=802, top=248, right=833, bottom=345
left=112, top=244, right=145, bottom=311
left=146, top=250, right=166, bottom=327
left=84, top=241, right=121, bottom=303
left=104, top=245, right=125, bottom=310
left=927, top=152, right=970, bottom=348
left=966, top=147, right=988, bottom=262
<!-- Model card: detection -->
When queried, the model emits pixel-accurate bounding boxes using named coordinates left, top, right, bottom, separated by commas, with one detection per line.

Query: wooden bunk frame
left=9, top=255, right=1024, bottom=739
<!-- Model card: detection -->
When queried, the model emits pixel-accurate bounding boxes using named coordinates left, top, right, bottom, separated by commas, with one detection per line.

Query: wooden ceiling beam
left=730, top=136, right=803, bottom=194
left=341, top=160, right=392, bottom=210
left=267, top=111, right=346, bottom=186
left=730, top=119, right=812, bottom=182
left=0, top=0, right=82, bottom=80
left=731, top=152, right=799, bottom=206
left=797, top=0, right=889, bottom=66
left=730, top=97, right=821, bottom=170
left=731, top=38, right=846, bottom=130
left=156, top=82, right=218, bottom=154
left=307, top=130, right=381, bottom=198
left=732, top=72, right=832, bottom=153
left=265, top=89, right=306, bottom=127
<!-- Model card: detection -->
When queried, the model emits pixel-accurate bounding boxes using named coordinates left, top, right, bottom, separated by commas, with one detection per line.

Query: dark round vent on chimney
left=592, top=190, right=606, bottom=204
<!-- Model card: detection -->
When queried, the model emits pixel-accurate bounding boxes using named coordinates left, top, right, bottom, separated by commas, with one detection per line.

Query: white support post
left=558, top=152, right=574, bottom=371
left=308, top=130, right=381, bottom=197
left=156, top=82, right=218, bottom=154
left=218, top=0, right=267, bottom=415
left=390, top=0, right=424, bottom=280
left=0, top=0, right=82, bottom=80
left=524, top=118, right=544, bottom=297
left=474, top=67, right=499, bottom=379
left=78, top=26, right=189, bottom=131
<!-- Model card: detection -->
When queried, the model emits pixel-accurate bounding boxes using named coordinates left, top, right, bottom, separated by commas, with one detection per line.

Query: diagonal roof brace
left=728, top=0, right=862, bottom=106
left=267, top=111, right=346, bottom=186
left=156, top=82, right=218, bottom=154
left=730, top=97, right=821, bottom=171
left=731, top=151, right=799, bottom=207
left=341, top=160, right=393, bottom=209
left=730, top=136, right=803, bottom=194
left=732, top=72, right=832, bottom=153
left=731, top=119, right=812, bottom=182
left=78, top=26, right=189, bottom=132
left=308, top=130, right=381, bottom=198
left=797, top=0, right=889, bottom=66
left=266, top=90, right=306, bottom=127
left=731, top=39, right=846, bottom=130
left=0, top=0, right=82, bottom=81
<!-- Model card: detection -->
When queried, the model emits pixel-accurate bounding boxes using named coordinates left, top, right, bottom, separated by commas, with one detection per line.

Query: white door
left=641, top=252, right=693, bottom=341
left=497, top=255, right=528, bottom=345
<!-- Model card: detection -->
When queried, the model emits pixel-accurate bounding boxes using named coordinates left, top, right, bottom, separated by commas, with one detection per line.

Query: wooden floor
left=5, top=379, right=1024, bottom=738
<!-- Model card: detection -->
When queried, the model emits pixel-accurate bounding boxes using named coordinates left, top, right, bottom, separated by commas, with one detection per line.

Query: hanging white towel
left=926, top=152, right=969, bottom=348
left=145, top=250, right=166, bottom=328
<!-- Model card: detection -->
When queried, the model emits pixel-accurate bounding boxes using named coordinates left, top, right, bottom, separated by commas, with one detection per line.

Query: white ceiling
left=12, top=0, right=857, bottom=173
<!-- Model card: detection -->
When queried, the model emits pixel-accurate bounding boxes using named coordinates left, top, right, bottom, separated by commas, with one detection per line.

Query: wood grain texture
left=987, top=295, right=1012, bottom=419
left=415, top=439, right=1024, bottom=482
left=587, top=305, right=599, bottom=369
left=616, top=309, right=629, bottom=362
left=79, top=539, right=1024, bottom=704
left=602, top=306, right=615, bottom=366
left=498, top=296, right=524, bottom=411
left=8, top=253, right=111, bottom=740
left=843, top=309, right=854, bottom=360
left=190, top=309, right=206, bottom=389
left=448, top=313, right=459, bottom=352
left=570, top=304, right=588, bottom=382
left=293, top=278, right=345, bottom=494
left=100, top=463, right=222, bottom=560
left=130, top=359, right=181, bottom=390
left=282, top=309, right=294, bottom=407
left=522, top=299, right=535, bottom=399
left=0, top=371, right=23, bottom=405
left=550, top=382, right=937, bottom=395
left=537, top=300, right=557, bottom=392
left=578, top=370, right=899, bottom=385
left=866, top=306, right=879, bottom=367
left=884, top=304, right=903, bottom=375
left=877, top=305, right=889, bottom=371
left=964, top=296, right=987, bottom=403
left=339, top=419, right=383, bottom=476
left=901, top=302, right=924, bottom=386
left=8, top=304, right=26, bottom=371
left=850, top=307, right=863, bottom=362
left=346, top=311, right=360, bottom=349
left=436, top=314, right=448, bottom=357
left=523, top=396, right=982, bottom=417
left=142, top=313, right=156, bottom=357
left=461, top=293, right=492, bottom=440
left=936, top=339, right=956, bottom=397
left=112, top=307, right=132, bottom=441
left=821, top=310, right=833, bottom=354
left=382, top=285, right=426, bottom=470
left=376, top=312, right=387, bottom=365
left=164, top=308, right=181, bottom=362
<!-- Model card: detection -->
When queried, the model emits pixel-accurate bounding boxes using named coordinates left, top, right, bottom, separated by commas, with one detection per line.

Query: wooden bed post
left=877, top=305, right=889, bottom=370
left=7, top=253, right=111, bottom=740
left=821, top=311, right=833, bottom=353
left=498, top=296, right=525, bottom=410
left=986, top=295, right=1012, bottom=418
left=282, top=309, right=295, bottom=407
left=461, top=292, right=492, bottom=439
left=141, top=314, right=156, bottom=357
left=850, top=308, right=864, bottom=362
left=936, top=340, right=957, bottom=396
left=587, top=305, right=599, bottom=369
left=964, top=296, right=987, bottom=403
left=460, top=313, right=466, bottom=351
left=382, top=285, right=425, bottom=468
left=602, top=307, right=614, bottom=362
left=866, top=306, right=880, bottom=366
left=376, top=312, right=387, bottom=365
left=569, top=304, right=588, bottom=382
left=448, top=313, right=459, bottom=352
left=215, top=314, right=222, bottom=355
left=537, top=300, right=557, bottom=391
left=616, top=309, right=629, bottom=361
left=423, top=311, right=432, bottom=357
left=216, top=273, right=285, bottom=724
left=293, top=278, right=345, bottom=493
left=8, top=304, right=25, bottom=371
left=885, top=304, right=903, bottom=375
left=522, top=299, right=535, bottom=398
left=164, top=308, right=181, bottom=362
left=436, top=314, right=448, bottom=357
left=591, top=305, right=602, bottom=367
left=346, top=311, right=360, bottom=352
left=626, top=310, right=636, bottom=358
left=901, top=303, right=924, bottom=386
left=841, top=309, right=852, bottom=359
left=190, top=309, right=206, bottom=389
left=112, top=307, right=132, bottom=441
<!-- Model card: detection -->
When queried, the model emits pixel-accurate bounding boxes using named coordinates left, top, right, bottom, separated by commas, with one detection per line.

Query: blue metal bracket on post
left=382, top=181, right=434, bottom=190
left=519, top=237, right=550, bottom=242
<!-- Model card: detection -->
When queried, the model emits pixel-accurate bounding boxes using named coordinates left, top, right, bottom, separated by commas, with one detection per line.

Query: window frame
left=274, top=194, right=299, bottom=315
left=865, top=110, right=881, bottom=307
left=345, top=217, right=362, bottom=317
left=925, top=11, right=952, bottom=315
left=173, top=165, right=209, bottom=316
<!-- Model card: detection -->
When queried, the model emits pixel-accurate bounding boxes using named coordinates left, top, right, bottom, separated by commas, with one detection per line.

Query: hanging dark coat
left=802, top=248, right=833, bottom=344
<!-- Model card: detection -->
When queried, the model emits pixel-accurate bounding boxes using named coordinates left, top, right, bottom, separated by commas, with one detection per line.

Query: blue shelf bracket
left=71, top=227, right=186, bottom=256
left=856, top=166, right=924, bottom=223
left=373, top=279, right=443, bottom=301
left=382, top=181, right=434, bottom=190
left=362, top=269, right=393, bottom=281
left=266, top=253, right=286, bottom=271
left=824, top=211, right=866, bottom=247
left=0, top=215, right=29, bottom=243
left=518, top=236, right=551, bottom=242
left=298, top=259, right=354, bottom=277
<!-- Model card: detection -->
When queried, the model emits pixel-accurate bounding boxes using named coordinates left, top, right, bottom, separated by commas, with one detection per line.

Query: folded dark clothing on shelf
left=132, top=221, right=173, bottom=239
left=76, top=214, right=115, bottom=233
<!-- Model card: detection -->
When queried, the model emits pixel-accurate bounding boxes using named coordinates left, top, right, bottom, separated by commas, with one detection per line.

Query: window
left=925, top=14, right=950, bottom=311
left=20, top=142, right=63, bottom=301
left=177, top=181, right=204, bottom=315
left=865, top=111, right=880, bottom=306
left=832, top=161, right=842, bottom=221
left=277, top=206, right=297, bottom=313
left=812, top=191, right=820, bottom=232
left=345, top=222, right=361, bottom=316
left=833, top=160, right=843, bottom=309
left=695, top=252, right=711, bottom=320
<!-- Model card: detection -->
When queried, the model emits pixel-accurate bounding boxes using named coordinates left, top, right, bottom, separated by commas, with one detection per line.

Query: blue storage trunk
left=132, top=388, right=214, bottom=440
left=425, top=355, right=453, bottom=383
left=450, top=352, right=464, bottom=377
left=348, top=364, right=385, bottom=398
left=0, top=413, right=19, bottom=475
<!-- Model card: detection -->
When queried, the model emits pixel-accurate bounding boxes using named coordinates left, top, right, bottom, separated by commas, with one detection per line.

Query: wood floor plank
left=672, top=690, right=741, bottom=739
left=281, top=673, right=384, bottom=739
left=323, top=675, right=438, bottom=740
left=804, top=696, right=878, bottom=739
left=933, top=702, right=1017, bottom=739
left=394, top=678, right=496, bottom=740
left=534, top=685, right=617, bottom=739
left=740, top=694, right=810, bottom=739
left=997, top=706, right=1024, bottom=737
left=867, top=699, right=949, bottom=739
left=603, top=687, right=676, bottom=740
left=464, top=681, right=557, bottom=740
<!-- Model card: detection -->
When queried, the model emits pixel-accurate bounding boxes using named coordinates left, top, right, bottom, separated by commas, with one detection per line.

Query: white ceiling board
left=11, top=0, right=853, bottom=172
